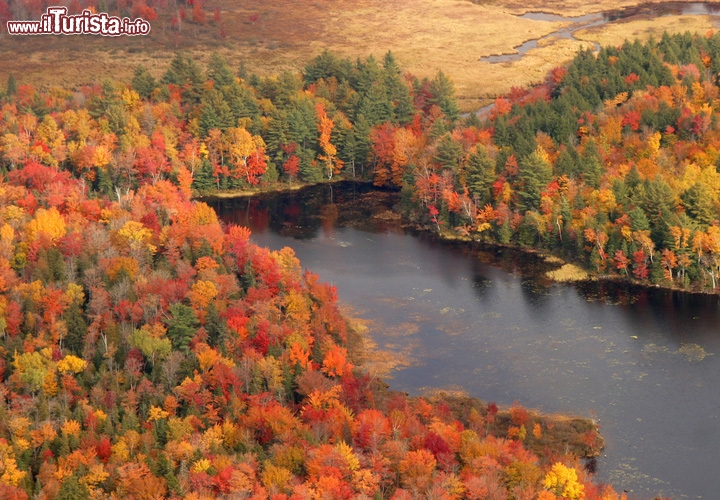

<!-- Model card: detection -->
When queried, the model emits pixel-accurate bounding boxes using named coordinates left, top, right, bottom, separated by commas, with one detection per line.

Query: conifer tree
left=199, top=89, right=234, bottom=136
left=428, top=70, right=460, bottom=123
left=467, top=146, right=496, bottom=205
left=132, top=65, right=157, bottom=100
left=6, top=73, right=17, bottom=97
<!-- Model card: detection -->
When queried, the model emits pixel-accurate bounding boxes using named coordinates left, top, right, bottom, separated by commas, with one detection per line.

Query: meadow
left=2, top=0, right=718, bottom=111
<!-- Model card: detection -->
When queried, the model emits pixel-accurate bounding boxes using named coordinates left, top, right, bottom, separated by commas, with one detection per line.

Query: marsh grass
left=3, top=1, right=716, bottom=112
left=546, top=263, right=590, bottom=282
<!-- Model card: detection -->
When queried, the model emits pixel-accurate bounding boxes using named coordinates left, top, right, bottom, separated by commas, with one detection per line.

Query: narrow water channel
left=480, top=2, right=720, bottom=64
left=211, top=183, right=720, bottom=499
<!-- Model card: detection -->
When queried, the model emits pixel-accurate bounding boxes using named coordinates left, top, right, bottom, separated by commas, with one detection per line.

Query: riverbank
left=432, top=226, right=720, bottom=297
left=343, top=302, right=605, bottom=463
left=201, top=180, right=720, bottom=297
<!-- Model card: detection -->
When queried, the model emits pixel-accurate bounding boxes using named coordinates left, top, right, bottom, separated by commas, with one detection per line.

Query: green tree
left=207, top=52, right=236, bottom=88
left=164, top=304, right=199, bottom=354
left=428, top=70, right=460, bottom=123
left=434, top=134, right=463, bottom=171
left=517, top=149, right=553, bottom=212
left=682, top=182, right=716, bottom=226
left=132, top=65, right=157, bottom=100
left=57, top=474, right=90, bottom=500
left=466, top=146, right=496, bottom=205
left=580, top=138, right=603, bottom=188
left=161, top=53, right=204, bottom=105
left=383, top=51, right=415, bottom=124
left=6, top=73, right=18, bottom=97
left=199, top=89, right=235, bottom=136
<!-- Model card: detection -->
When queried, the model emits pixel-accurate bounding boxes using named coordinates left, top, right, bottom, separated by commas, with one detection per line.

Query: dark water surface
left=210, top=183, right=720, bottom=499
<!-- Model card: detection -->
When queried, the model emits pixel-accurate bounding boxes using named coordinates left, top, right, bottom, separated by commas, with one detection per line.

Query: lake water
left=211, top=183, right=720, bottom=499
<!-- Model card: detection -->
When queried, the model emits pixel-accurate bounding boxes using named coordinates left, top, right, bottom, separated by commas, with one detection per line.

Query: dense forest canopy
left=6, top=32, right=720, bottom=292
left=0, top=44, right=631, bottom=500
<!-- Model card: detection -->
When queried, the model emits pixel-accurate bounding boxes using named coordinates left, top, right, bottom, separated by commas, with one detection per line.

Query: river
left=480, top=2, right=720, bottom=64
left=211, top=183, right=720, bottom=499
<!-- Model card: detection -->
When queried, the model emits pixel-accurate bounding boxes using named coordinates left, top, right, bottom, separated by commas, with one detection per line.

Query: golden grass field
left=1, top=0, right=719, bottom=111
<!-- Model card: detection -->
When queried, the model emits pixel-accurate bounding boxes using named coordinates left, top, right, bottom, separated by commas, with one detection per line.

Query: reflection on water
left=211, top=183, right=720, bottom=499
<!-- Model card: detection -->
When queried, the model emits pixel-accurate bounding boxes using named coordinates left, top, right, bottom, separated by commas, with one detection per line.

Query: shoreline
left=197, top=180, right=720, bottom=298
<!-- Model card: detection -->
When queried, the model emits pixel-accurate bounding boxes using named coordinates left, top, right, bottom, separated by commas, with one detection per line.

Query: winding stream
left=212, top=183, right=720, bottom=499
left=480, top=2, right=720, bottom=64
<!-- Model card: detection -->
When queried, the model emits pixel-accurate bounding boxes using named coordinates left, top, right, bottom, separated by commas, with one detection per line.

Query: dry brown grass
left=545, top=263, right=589, bottom=282
left=574, top=14, right=716, bottom=47
left=1, top=0, right=719, bottom=112
left=495, top=0, right=720, bottom=17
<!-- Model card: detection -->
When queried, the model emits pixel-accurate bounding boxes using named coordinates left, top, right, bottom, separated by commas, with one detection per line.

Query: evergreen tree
left=298, top=146, right=323, bottom=183
left=6, top=73, right=18, bottom=97
left=625, top=164, right=642, bottom=191
left=354, top=55, right=384, bottom=95
left=629, top=206, right=651, bottom=231
left=165, top=304, right=199, bottom=354
left=64, top=302, right=87, bottom=355
left=161, top=53, right=204, bottom=105
left=224, top=82, right=261, bottom=129
left=555, top=145, right=580, bottom=178
left=199, top=89, right=234, bottom=136
left=57, top=474, right=90, bottom=500
left=682, top=182, right=716, bottom=226
left=357, top=82, right=393, bottom=126
left=434, top=134, right=463, bottom=171
left=466, top=146, right=496, bottom=205
left=428, top=70, right=460, bottom=123
left=207, top=52, right=236, bottom=88
left=287, top=96, right=318, bottom=152
left=517, top=149, right=553, bottom=212
left=205, top=303, right=227, bottom=349
left=580, top=138, right=603, bottom=188
left=350, top=114, right=372, bottom=177
left=192, top=159, right=216, bottom=192
left=304, top=50, right=354, bottom=84
left=383, top=51, right=415, bottom=124
left=132, top=65, right=157, bottom=100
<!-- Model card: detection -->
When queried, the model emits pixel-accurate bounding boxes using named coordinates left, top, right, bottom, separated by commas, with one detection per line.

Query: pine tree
left=357, top=82, right=393, bottom=126
left=207, top=52, right=235, bottom=88
left=466, top=146, right=496, bottom=205
left=57, top=474, right=90, bottom=500
left=682, top=182, right=716, bottom=226
left=132, top=65, right=157, bottom=100
left=224, top=82, right=261, bottom=129
left=165, top=304, right=199, bottom=354
left=580, top=138, right=603, bottom=188
left=434, top=134, right=463, bottom=171
left=383, top=51, right=415, bottom=124
left=161, top=53, right=204, bottom=105
left=6, top=73, right=17, bottom=97
left=518, top=149, right=553, bottom=212
left=199, top=89, right=234, bottom=136
left=428, top=70, right=460, bottom=123
left=354, top=55, right=384, bottom=95
left=298, top=147, right=323, bottom=183
left=555, top=145, right=580, bottom=178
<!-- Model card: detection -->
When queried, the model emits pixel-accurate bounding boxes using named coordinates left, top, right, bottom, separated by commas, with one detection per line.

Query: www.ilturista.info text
left=7, top=7, right=151, bottom=36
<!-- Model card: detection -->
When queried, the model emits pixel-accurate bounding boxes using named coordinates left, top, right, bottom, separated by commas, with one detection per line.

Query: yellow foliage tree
left=117, top=221, right=152, bottom=251
left=26, top=206, right=66, bottom=241
left=542, top=462, right=585, bottom=500
left=57, top=354, right=87, bottom=374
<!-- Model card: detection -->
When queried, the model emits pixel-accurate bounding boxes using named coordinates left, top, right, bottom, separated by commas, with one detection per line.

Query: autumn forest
left=4, top=14, right=720, bottom=500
